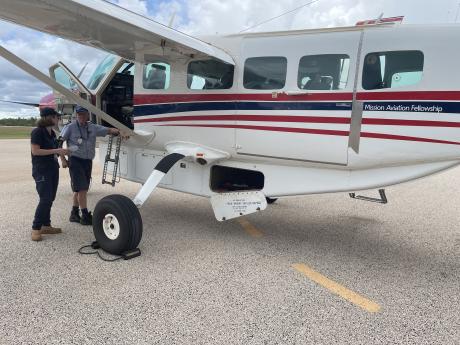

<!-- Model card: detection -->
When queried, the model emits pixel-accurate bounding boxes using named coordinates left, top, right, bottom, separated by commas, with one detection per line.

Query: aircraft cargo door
left=236, top=31, right=361, bottom=165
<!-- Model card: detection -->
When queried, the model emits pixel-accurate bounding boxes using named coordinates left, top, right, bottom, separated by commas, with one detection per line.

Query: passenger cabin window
left=187, top=60, right=234, bottom=90
left=362, top=51, right=424, bottom=90
left=298, top=54, right=350, bottom=90
left=244, top=57, right=287, bottom=90
left=143, top=62, right=170, bottom=90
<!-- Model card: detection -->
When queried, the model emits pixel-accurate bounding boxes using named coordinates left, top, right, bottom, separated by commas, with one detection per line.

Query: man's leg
left=69, top=191, right=81, bottom=223
left=77, top=190, right=88, bottom=210
left=79, top=190, right=92, bottom=225
left=69, top=157, right=83, bottom=223
left=73, top=192, right=79, bottom=207
left=79, top=159, right=93, bottom=226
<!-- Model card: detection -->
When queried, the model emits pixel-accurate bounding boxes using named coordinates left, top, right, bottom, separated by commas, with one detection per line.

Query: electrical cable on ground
left=78, top=244, right=124, bottom=262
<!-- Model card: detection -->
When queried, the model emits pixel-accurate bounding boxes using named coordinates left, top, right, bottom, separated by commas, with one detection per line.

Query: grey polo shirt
left=61, top=121, right=109, bottom=160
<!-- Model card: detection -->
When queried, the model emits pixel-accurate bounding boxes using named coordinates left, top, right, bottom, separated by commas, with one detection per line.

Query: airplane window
left=187, top=60, right=234, bottom=90
left=298, top=54, right=350, bottom=90
left=362, top=51, right=424, bottom=90
left=87, top=54, right=117, bottom=90
left=244, top=57, right=287, bottom=90
left=54, top=66, right=77, bottom=90
left=143, top=62, right=170, bottom=90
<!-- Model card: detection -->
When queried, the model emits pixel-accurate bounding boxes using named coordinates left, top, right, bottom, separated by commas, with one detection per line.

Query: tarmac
left=0, top=139, right=458, bottom=345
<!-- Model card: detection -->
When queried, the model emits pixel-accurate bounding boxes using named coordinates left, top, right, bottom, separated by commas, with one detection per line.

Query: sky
left=0, top=0, right=459, bottom=118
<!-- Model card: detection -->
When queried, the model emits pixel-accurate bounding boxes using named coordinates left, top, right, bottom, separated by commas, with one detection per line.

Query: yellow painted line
left=292, top=263, right=381, bottom=313
left=237, top=218, right=263, bottom=238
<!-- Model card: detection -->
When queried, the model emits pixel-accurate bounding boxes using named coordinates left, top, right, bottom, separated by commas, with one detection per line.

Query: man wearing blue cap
left=61, top=106, right=120, bottom=225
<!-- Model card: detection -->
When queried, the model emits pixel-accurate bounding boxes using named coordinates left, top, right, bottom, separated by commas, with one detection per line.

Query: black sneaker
left=80, top=212, right=93, bottom=226
left=69, top=211, right=81, bottom=223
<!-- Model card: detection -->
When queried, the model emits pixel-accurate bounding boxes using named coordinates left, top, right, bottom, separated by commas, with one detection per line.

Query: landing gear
left=93, top=194, right=143, bottom=255
left=266, top=197, right=278, bottom=204
left=93, top=153, right=185, bottom=255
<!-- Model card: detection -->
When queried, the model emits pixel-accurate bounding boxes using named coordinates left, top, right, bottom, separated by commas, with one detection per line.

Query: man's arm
left=108, top=127, right=120, bottom=136
left=94, top=124, right=119, bottom=137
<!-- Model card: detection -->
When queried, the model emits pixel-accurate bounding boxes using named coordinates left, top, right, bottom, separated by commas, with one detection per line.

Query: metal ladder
left=102, top=134, right=122, bottom=187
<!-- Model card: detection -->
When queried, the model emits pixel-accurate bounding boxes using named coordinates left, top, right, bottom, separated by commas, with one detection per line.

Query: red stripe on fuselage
left=134, top=91, right=460, bottom=105
left=133, top=114, right=460, bottom=128
left=134, top=93, right=353, bottom=105
left=155, top=123, right=460, bottom=146
left=158, top=124, right=350, bottom=137
left=134, top=115, right=351, bottom=124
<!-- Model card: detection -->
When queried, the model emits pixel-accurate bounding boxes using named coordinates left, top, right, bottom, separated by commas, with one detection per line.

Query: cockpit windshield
left=86, top=54, right=117, bottom=90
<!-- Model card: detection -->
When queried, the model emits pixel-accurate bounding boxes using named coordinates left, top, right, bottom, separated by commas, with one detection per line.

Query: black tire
left=93, top=194, right=143, bottom=255
left=266, top=197, right=278, bottom=205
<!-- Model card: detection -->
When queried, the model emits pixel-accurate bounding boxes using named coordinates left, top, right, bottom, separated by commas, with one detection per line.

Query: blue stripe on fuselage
left=133, top=101, right=352, bottom=117
left=133, top=101, right=460, bottom=117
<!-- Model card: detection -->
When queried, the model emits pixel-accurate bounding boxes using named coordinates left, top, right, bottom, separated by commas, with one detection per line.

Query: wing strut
left=0, top=45, right=134, bottom=135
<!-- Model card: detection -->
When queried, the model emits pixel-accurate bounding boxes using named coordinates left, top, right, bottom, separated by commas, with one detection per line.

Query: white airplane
left=1, top=0, right=459, bottom=256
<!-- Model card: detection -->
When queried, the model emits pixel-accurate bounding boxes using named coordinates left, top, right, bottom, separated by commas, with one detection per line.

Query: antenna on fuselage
left=77, top=62, right=88, bottom=79
left=168, top=11, right=177, bottom=28
left=455, top=2, right=460, bottom=22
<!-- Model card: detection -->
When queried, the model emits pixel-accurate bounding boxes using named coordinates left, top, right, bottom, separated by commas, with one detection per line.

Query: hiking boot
left=80, top=212, right=93, bottom=226
left=69, top=210, right=81, bottom=223
left=40, top=225, right=62, bottom=234
left=31, top=230, right=42, bottom=242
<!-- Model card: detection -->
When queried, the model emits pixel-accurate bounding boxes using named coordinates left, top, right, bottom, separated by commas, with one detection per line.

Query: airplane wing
left=0, top=0, right=234, bottom=65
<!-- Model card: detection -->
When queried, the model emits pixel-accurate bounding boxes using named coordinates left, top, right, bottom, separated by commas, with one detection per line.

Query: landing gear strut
left=92, top=153, right=185, bottom=255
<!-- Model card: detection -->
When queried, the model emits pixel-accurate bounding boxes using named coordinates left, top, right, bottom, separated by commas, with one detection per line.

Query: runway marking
left=292, top=263, right=381, bottom=313
left=237, top=218, right=263, bottom=238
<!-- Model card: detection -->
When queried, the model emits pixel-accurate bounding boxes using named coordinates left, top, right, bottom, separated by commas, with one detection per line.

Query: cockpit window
left=86, top=55, right=117, bottom=90
left=187, top=60, right=234, bottom=90
left=143, top=62, right=170, bottom=90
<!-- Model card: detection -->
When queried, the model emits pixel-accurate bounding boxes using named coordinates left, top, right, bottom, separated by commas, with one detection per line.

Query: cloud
left=0, top=26, right=106, bottom=118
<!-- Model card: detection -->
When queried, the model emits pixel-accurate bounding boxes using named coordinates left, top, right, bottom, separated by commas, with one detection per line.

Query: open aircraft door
left=49, top=62, right=93, bottom=117
left=49, top=57, right=132, bottom=128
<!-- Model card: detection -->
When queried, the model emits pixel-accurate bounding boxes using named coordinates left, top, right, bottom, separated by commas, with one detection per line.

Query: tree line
left=0, top=117, right=38, bottom=126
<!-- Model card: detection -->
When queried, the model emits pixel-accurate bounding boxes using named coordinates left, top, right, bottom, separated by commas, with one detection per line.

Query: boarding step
left=102, top=134, right=122, bottom=187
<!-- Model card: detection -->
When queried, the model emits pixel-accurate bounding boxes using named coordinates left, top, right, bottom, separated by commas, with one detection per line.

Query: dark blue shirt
left=31, top=127, right=59, bottom=174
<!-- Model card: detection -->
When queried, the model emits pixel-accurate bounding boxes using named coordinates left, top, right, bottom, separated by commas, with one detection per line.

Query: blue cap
left=75, top=106, right=89, bottom=113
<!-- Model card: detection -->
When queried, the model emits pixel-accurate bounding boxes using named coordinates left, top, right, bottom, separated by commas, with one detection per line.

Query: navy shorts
left=69, top=156, right=92, bottom=192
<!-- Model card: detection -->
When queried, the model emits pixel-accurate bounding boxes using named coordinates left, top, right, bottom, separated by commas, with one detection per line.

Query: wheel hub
left=102, top=213, right=120, bottom=240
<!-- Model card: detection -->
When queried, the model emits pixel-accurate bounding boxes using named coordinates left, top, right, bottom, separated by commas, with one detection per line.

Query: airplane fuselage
left=98, top=24, right=460, bottom=197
